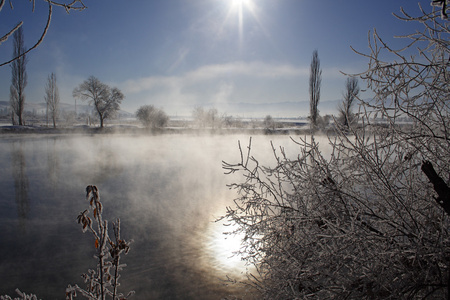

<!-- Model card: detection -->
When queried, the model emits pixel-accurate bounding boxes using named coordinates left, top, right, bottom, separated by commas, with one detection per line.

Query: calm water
left=0, top=133, right=308, bottom=299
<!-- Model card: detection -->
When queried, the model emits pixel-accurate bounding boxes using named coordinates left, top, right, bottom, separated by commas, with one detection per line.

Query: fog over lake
left=0, top=133, right=315, bottom=299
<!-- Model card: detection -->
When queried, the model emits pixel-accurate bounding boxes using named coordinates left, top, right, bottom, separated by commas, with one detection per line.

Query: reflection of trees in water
left=11, top=141, right=30, bottom=231
left=46, top=138, right=60, bottom=190
left=78, top=141, right=124, bottom=184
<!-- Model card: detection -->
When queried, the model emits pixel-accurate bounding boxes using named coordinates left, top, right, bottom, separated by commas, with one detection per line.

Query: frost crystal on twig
left=66, top=185, right=134, bottom=300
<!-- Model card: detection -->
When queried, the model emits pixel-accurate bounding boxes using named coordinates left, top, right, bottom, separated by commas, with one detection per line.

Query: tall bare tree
left=309, top=49, right=321, bottom=129
left=10, top=26, right=27, bottom=126
left=44, top=72, right=60, bottom=128
left=73, top=76, right=124, bottom=128
left=338, top=77, right=359, bottom=128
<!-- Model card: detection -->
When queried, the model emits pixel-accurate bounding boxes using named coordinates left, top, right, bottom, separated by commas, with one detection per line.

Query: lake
left=0, top=132, right=310, bottom=299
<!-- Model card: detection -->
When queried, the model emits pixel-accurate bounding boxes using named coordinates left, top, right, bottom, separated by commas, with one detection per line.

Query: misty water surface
left=0, top=133, right=320, bottom=299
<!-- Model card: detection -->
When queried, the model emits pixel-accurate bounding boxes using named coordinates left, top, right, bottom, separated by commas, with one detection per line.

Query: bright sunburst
left=230, top=0, right=251, bottom=8
left=225, top=0, right=257, bottom=49
left=228, top=0, right=255, bottom=20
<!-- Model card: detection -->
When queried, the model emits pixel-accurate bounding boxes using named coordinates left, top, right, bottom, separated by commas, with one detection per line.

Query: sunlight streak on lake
left=0, top=133, right=312, bottom=299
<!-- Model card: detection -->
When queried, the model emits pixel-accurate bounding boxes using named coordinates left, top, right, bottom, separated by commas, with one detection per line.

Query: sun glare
left=224, top=0, right=257, bottom=50
left=231, top=0, right=249, bottom=8
left=228, top=0, right=255, bottom=16
left=207, top=218, right=248, bottom=273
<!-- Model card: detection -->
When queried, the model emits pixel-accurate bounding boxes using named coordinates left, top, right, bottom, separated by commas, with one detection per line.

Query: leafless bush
left=192, top=106, right=222, bottom=129
left=263, top=115, right=275, bottom=131
left=222, top=2, right=449, bottom=299
left=136, top=105, right=168, bottom=129
left=1, top=289, right=39, bottom=300
left=223, top=133, right=449, bottom=298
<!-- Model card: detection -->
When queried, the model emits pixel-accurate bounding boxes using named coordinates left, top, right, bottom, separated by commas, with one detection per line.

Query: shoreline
left=0, top=124, right=323, bottom=136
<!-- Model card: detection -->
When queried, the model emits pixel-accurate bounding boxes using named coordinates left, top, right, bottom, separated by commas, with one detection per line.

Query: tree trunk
left=421, top=161, right=450, bottom=216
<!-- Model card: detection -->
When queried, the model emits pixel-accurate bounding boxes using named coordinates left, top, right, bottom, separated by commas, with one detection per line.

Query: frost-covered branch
left=67, top=185, right=134, bottom=300
left=223, top=2, right=450, bottom=298
left=0, top=289, right=40, bottom=300
left=0, top=0, right=86, bottom=67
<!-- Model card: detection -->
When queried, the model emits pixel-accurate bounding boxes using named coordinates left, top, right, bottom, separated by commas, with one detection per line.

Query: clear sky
left=0, top=0, right=433, bottom=117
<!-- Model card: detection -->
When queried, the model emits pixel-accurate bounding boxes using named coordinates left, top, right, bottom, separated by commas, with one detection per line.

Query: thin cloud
left=123, top=61, right=307, bottom=94
left=123, top=76, right=180, bottom=94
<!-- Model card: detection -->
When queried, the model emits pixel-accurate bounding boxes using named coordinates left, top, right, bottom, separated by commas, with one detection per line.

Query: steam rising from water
left=0, top=133, right=328, bottom=298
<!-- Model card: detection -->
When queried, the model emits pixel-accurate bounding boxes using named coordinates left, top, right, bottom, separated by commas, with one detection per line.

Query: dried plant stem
left=67, top=185, right=133, bottom=300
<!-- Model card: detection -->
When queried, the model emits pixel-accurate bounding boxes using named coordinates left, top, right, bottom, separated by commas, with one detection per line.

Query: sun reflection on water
left=205, top=216, right=250, bottom=276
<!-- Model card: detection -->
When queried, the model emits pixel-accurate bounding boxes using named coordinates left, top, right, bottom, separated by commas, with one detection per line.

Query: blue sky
left=0, top=0, right=433, bottom=117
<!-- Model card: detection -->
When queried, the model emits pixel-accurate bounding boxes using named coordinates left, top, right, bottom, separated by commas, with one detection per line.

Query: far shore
left=0, top=124, right=324, bottom=136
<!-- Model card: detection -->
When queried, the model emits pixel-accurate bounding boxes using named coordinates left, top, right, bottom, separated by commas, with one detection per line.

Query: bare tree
left=136, top=105, right=169, bottom=129
left=192, top=106, right=205, bottom=128
left=309, top=50, right=321, bottom=129
left=10, top=26, right=27, bottom=126
left=263, top=115, right=275, bottom=131
left=44, top=72, right=60, bottom=128
left=222, top=2, right=450, bottom=299
left=73, top=76, right=124, bottom=128
left=206, top=108, right=219, bottom=129
left=0, top=0, right=86, bottom=67
left=338, top=77, right=359, bottom=128
left=192, top=107, right=221, bottom=128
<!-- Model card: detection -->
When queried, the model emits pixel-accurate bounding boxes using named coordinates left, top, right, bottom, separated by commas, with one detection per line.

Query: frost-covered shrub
left=224, top=133, right=449, bottom=298
left=66, top=185, right=134, bottom=300
left=136, top=105, right=169, bottom=129
left=1, top=289, right=40, bottom=300
left=263, top=115, right=275, bottom=131
left=191, top=107, right=222, bottom=129
left=223, top=2, right=449, bottom=298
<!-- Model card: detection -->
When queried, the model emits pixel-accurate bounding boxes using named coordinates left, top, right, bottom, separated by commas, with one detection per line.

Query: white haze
left=0, top=133, right=332, bottom=298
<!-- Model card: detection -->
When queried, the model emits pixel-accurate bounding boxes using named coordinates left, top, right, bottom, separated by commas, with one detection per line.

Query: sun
left=224, top=0, right=256, bottom=49
left=228, top=0, right=255, bottom=16
left=217, top=0, right=264, bottom=54
left=231, top=0, right=250, bottom=8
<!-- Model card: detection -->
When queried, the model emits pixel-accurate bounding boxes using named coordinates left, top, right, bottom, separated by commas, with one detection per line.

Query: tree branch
left=0, top=2, right=52, bottom=67
left=421, top=161, right=450, bottom=216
